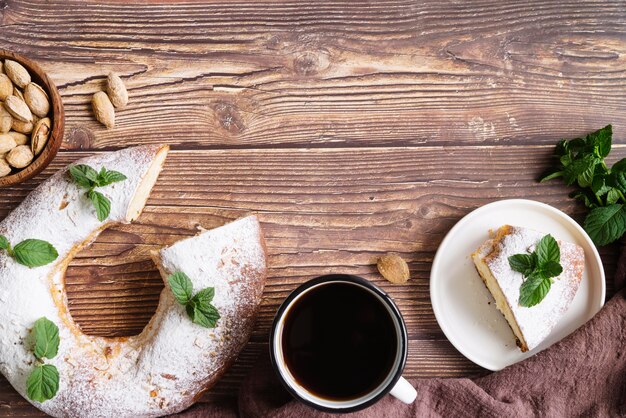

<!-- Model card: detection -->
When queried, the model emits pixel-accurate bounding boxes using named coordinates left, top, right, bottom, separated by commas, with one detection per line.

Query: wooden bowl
left=0, top=49, right=64, bottom=187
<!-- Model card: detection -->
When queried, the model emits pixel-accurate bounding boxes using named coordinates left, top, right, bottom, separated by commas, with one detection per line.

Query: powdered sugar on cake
left=0, top=146, right=268, bottom=418
left=477, top=226, right=584, bottom=350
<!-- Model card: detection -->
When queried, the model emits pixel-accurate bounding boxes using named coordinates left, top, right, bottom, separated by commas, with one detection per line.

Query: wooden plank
left=0, top=1, right=625, bottom=149
left=0, top=146, right=619, bottom=415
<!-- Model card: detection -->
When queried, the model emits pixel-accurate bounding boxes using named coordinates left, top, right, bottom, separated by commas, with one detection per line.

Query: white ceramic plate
left=430, top=199, right=605, bottom=371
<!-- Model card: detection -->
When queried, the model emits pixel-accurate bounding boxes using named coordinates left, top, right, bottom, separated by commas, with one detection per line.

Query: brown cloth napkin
left=178, top=286, right=626, bottom=417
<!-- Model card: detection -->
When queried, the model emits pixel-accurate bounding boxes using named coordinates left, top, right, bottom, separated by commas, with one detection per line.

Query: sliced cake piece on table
left=472, top=225, right=584, bottom=352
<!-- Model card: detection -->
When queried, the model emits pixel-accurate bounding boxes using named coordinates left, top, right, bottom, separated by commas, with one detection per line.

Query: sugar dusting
left=477, top=225, right=584, bottom=350
left=0, top=146, right=267, bottom=417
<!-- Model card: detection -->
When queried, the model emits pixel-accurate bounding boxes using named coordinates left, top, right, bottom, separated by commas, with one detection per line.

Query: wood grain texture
left=1, top=0, right=626, bottom=150
left=0, top=0, right=625, bottom=416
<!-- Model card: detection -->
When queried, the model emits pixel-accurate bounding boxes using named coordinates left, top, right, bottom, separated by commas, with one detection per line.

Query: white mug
left=270, top=274, right=417, bottom=412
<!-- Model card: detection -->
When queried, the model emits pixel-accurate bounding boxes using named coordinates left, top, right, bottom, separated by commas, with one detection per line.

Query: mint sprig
left=168, top=271, right=221, bottom=328
left=69, top=164, right=127, bottom=221
left=540, top=125, right=626, bottom=246
left=27, top=318, right=60, bottom=403
left=508, top=234, right=563, bottom=307
left=0, top=235, right=58, bottom=268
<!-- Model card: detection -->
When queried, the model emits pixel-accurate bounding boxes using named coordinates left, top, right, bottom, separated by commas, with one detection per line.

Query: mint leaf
left=508, top=253, right=536, bottom=276
left=96, top=169, right=127, bottom=187
left=535, top=234, right=560, bottom=264
left=69, top=164, right=97, bottom=189
left=606, top=188, right=621, bottom=205
left=193, top=287, right=215, bottom=305
left=168, top=272, right=193, bottom=305
left=26, top=364, right=59, bottom=403
left=540, top=260, right=563, bottom=278
left=519, top=274, right=553, bottom=307
left=187, top=300, right=220, bottom=328
left=591, top=124, right=612, bottom=159
left=583, top=204, right=626, bottom=246
left=0, top=235, right=9, bottom=251
left=32, top=318, right=60, bottom=360
left=87, top=190, right=111, bottom=222
left=563, top=154, right=596, bottom=186
left=12, top=239, right=58, bottom=268
left=611, top=157, right=626, bottom=173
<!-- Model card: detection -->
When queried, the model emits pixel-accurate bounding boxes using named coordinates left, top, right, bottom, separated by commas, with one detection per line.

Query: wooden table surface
left=1, top=0, right=625, bottom=415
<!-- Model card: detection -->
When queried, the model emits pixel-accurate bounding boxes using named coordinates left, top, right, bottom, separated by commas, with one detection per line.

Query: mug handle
left=389, top=376, right=417, bottom=404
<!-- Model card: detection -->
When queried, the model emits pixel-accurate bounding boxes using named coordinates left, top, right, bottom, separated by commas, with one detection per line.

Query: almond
left=0, top=74, right=13, bottom=101
left=106, top=72, right=128, bottom=108
left=11, top=117, right=33, bottom=134
left=0, top=107, right=12, bottom=133
left=0, top=133, right=17, bottom=154
left=4, top=60, right=30, bottom=88
left=377, top=254, right=410, bottom=284
left=4, top=95, right=33, bottom=122
left=24, top=82, right=50, bottom=117
left=0, top=157, right=10, bottom=177
left=9, top=131, right=29, bottom=146
left=6, top=144, right=33, bottom=168
left=92, top=91, right=115, bottom=128
left=31, top=117, right=51, bottom=155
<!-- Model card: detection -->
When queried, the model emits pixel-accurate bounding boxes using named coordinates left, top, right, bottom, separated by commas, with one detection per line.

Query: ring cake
left=0, top=145, right=268, bottom=417
left=472, top=225, right=584, bottom=352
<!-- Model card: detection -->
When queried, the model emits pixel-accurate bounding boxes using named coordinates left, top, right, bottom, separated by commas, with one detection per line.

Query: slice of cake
left=472, top=225, right=584, bottom=352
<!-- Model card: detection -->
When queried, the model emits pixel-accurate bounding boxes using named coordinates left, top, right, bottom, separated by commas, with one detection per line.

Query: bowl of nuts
left=0, top=49, right=64, bottom=187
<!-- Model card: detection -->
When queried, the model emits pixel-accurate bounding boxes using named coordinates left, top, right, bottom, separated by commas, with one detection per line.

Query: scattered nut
left=0, top=74, right=13, bottom=101
left=9, top=131, right=29, bottom=146
left=11, top=118, right=33, bottom=134
left=377, top=254, right=410, bottom=284
left=24, top=82, right=50, bottom=117
left=0, top=157, right=10, bottom=178
left=31, top=117, right=50, bottom=155
left=4, top=95, right=33, bottom=122
left=106, top=72, right=128, bottom=108
left=4, top=60, right=31, bottom=88
left=0, top=107, right=12, bottom=133
left=0, top=133, right=17, bottom=154
left=92, top=91, right=115, bottom=128
left=6, top=145, right=33, bottom=168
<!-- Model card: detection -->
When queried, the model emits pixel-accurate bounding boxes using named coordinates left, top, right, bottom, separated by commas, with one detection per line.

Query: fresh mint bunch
left=540, top=125, right=626, bottom=246
left=69, top=164, right=127, bottom=221
left=168, top=271, right=220, bottom=328
left=509, top=234, right=563, bottom=307
left=0, top=235, right=58, bottom=268
left=27, top=318, right=60, bottom=403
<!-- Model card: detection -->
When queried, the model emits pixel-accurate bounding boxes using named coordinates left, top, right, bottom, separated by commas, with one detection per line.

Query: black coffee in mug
left=281, top=282, right=397, bottom=400
left=271, top=275, right=416, bottom=412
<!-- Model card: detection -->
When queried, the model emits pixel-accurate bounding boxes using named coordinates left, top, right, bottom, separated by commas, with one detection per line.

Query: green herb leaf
left=508, top=253, right=536, bottom=276
left=519, top=274, right=553, bottom=307
left=562, top=154, right=596, bottom=186
left=606, top=188, right=621, bottom=205
left=0, top=235, right=9, bottom=251
left=12, top=239, right=58, bottom=268
left=96, top=169, right=127, bottom=187
left=32, top=318, right=60, bottom=360
left=535, top=234, right=560, bottom=265
left=583, top=204, right=626, bottom=246
left=87, top=190, right=111, bottom=222
left=168, top=272, right=193, bottom=305
left=193, top=287, right=215, bottom=305
left=540, top=260, right=563, bottom=278
left=187, top=300, right=220, bottom=328
left=591, top=124, right=612, bottom=159
left=69, top=164, right=98, bottom=189
left=611, top=157, right=626, bottom=173
left=26, top=364, right=59, bottom=403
